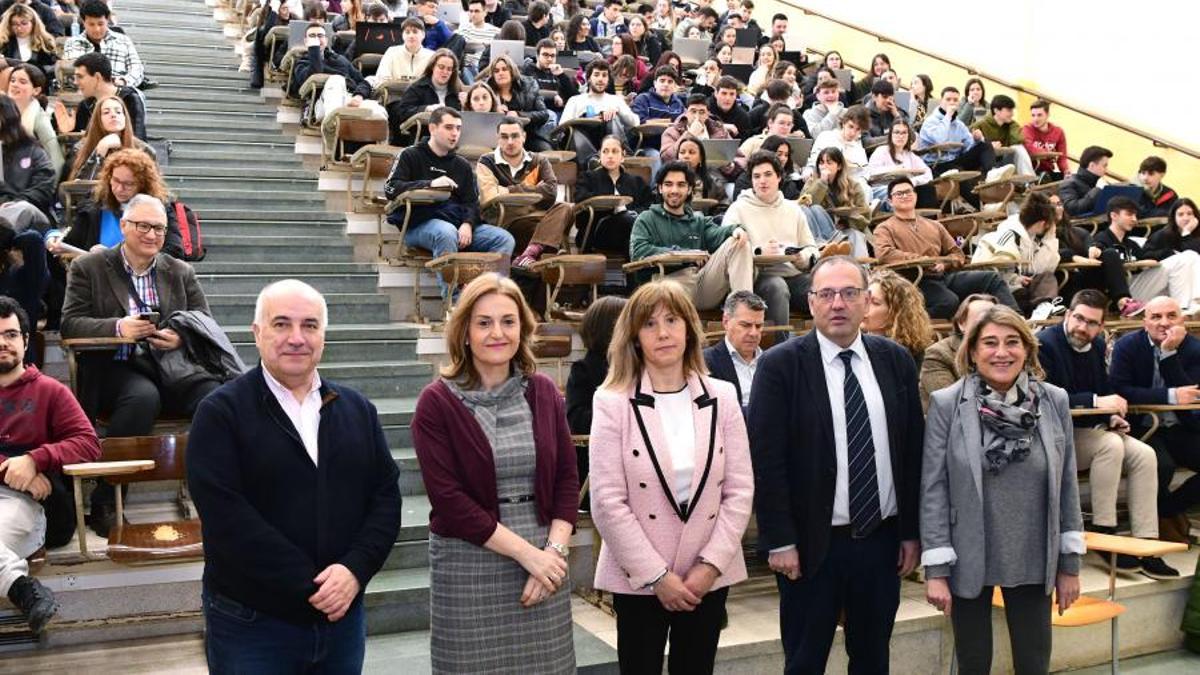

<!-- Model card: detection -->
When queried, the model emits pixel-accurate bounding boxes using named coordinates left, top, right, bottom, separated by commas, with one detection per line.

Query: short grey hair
left=810, top=255, right=869, bottom=288
left=253, top=279, right=329, bottom=328
left=723, top=290, right=767, bottom=316
left=123, top=193, right=166, bottom=220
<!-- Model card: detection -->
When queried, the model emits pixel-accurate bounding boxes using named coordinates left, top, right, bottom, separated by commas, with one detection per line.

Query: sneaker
left=6, top=576, right=57, bottom=635
left=1114, top=553, right=1142, bottom=573
left=1139, top=556, right=1181, bottom=580
left=512, top=243, right=545, bottom=269
left=1119, top=299, right=1146, bottom=318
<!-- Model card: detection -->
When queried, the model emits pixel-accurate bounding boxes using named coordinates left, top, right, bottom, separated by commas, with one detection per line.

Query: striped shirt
left=115, top=249, right=159, bottom=360
left=63, top=30, right=145, bottom=87
left=456, top=22, right=500, bottom=68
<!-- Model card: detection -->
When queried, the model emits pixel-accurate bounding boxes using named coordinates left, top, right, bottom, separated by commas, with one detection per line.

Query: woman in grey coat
left=921, top=305, right=1084, bottom=675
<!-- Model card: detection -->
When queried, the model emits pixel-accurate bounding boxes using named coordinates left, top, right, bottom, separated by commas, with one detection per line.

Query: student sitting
left=1022, top=99, right=1068, bottom=180
left=476, top=117, right=574, bottom=267
left=917, top=86, right=995, bottom=177
left=63, top=1, right=143, bottom=88
left=413, top=0, right=452, bottom=50
left=290, top=20, right=387, bottom=140
left=53, top=52, right=147, bottom=140
left=734, top=135, right=802, bottom=200
left=375, top=18, right=434, bottom=86
left=1092, top=196, right=1200, bottom=314
left=522, top=38, right=579, bottom=115
left=799, top=146, right=868, bottom=252
left=559, top=59, right=638, bottom=168
left=0, top=96, right=54, bottom=232
left=6, top=63, right=61, bottom=176
left=805, top=104, right=870, bottom=201
left=1135, top=156, right=1179, bottom=218
left=0, top=3, right=57, bottom=81
left=864, top=79, right=907, bottom=147
left=479, top=54, right=555, bottom=152
left=573, top=135, right=653, bottom=253
left=1059, top=145, right=1111, bottom=217
left=867, top=119, right=933, bottom=206
left=388, top=49, right=463, bottom=144
left=971, top=191, right=1062, bottom=318
left=64, top=95, right=153, bottom=182
left=970, top=94, right=1034, bottom=176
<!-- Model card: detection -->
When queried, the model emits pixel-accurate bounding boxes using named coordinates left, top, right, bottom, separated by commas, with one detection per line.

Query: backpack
left=172, top=201, right=206, bottom=262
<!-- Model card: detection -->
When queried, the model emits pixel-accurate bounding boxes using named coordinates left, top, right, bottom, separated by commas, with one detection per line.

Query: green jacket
left=629, top=203, right=734, bottom=261
left=970, top=113, right=1024, bottom=147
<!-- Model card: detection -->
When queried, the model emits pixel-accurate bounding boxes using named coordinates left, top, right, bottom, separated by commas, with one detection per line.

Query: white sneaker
left=1031, top=298, right=1066, bottom=321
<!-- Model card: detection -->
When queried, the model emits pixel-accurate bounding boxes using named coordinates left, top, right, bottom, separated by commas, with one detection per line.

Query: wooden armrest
left=424, top=252, right=503, bottom=271
left=880, top=256, right=955, bottom=271
left=622, top=251, right=709, bottom=272
left=828, top=206, right=868, bottom=218
left=754, top=254, right=800, bottom=265
left=573, top=195, right=632, bottom=212
left=62, top=459, right=155, bottom=478
left=1084, top=531, right=1188, bottom=557
left=481, top=193, right=544, bottom=210
left=542, top=150, right=577, bottom=164
left=298, top=73, right=331, bottom=97
left=868, top=169, right=924, bottom=184
left=632, top=121, right=671, bottom=135
left=1030, top=150, right=1062, bottom=160
left=1070, top=214, right=1108, bottom=227
left=399, top=111, right=432, bottom=134
left=1057, top=260, right=1102, bottom=270
left=1069, top=407, right=1122, bottom=417
left=385, top=187, right=451, bottom=213
left=962, top=260, right=1020, bottom=271
left=1139, top=216, right=1169, bottom=228
left=556, top=117, right=605, bottom=132
left=526, top=254, right=606, bottom=272
left=919, top=142, right=964, bottom=154
left=348, top=143, right=401, bottom=166
left=1125, top=260, right=1160, bottom=270
left=1128, top=404, right=1200, bottom=413
left=691, top=198, right=719, bottom=212
left=931, top=170, right=981, bottom=184
left=61, top=337, right=137, bottom=351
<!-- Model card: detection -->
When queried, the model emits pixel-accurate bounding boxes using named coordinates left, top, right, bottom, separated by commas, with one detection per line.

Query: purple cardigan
left=412, top=372, right=580, bottom=546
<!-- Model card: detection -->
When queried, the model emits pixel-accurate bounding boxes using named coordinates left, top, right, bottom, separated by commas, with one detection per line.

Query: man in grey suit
left=60, top=194, right=218, bottom=537
left=703, top=290, right=766, bottom=414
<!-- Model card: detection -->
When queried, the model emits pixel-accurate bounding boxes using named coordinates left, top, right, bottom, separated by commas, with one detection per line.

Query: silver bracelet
left=544, top=541, right=568, bottom=558
left=645, top=568, right=669, bottom=589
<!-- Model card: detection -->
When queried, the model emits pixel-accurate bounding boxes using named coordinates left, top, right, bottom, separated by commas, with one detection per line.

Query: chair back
left=338, top=116, right=389, bottom=144
left=101, top=435, right=188, bottom=484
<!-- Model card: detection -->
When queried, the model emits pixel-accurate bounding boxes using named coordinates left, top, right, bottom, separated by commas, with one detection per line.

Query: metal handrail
left=786, top=2, right=1200, bottom=161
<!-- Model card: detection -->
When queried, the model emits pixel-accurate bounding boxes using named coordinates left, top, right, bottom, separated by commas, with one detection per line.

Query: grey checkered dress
left=429, top=375, right=575, bottom=674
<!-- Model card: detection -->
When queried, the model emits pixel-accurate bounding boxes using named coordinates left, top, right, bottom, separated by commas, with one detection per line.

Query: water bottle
left=585, top=104, right=595, bottom=119
left=71, top=20, right=80, bottom=37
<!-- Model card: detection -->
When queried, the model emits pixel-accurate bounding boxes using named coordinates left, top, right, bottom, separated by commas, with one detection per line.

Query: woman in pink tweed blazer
left=589, top=280, right=754, bottom=674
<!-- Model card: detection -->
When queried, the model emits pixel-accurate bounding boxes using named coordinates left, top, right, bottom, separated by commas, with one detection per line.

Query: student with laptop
left=1059, top=145, right=1112, bottom=217
left=707, top=75, right=751, bottom=139
left=375, top=18, right=434, bottom=86
left=1091, top=196, right=1200, bottom=315
left=559, top=59, right=639, bottom=168
left=414, top=0, right=453, bottom=49
left=660, top=93, right=733, bottom=162
left=456, top=0, right=500, bottom=82
left=522, top=38, right=579, bottom=114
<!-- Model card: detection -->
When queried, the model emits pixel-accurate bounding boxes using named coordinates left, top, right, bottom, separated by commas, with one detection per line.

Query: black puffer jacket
left=388, top=77, right=462, bottom=130
left=0, top=141, right=56, bottom=222
left=1059, top=168, right=1102, bottom=217
left=289, top=46, right=371, bottom=99
left=495, top=75, right=552, bottom=143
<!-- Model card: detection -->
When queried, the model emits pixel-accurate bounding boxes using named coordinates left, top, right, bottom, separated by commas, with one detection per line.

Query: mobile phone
left=139, top=312, right=161, bottom=325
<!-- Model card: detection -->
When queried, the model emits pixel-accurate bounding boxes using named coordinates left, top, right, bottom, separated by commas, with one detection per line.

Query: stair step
left=233, top=338, right=418, bottom=364
left=195, top=221, right=346, bottom=236
left=149, top=98, right=274, bottom=113
left=382, top=540, right=429, bottom=570
left=166, top=166, right=313, bottom=180
left=147, top=89, right=264, bottom=106
left=192, top=261, right=378, bottom=274
left=363, top=567, right=430, bottom=634
left=165, top=177, right=319, bottom=195
left=168, top=148, right=301, bottom=164
left=199, top=272, right=381, bottom=294
left=154, top=128, right=289, bottom=144
left=392, top=447, right=425, bottom=495
left=207, top=292, right=391, bottom=323
left=307, top=360, right=433, bottom=398
left=397, top=493, right=431, bottom=542
left=222, top=323, right=420, bottom=343
left=195, top=209, right=346, bottom=222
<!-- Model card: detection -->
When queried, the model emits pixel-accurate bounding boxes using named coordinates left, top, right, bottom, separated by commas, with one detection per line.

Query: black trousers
left=777, top=518, right=901, bottom=675
left=612, top=586, right=729, bottom=675
left=918, top=270, right=1020, bottom=320
left=1144, top=424, right=1200, bottom=517
left=91, top=363, right=220, bottom=507
left=932, top=143, right=996, bottom=209
left=1060, top=248, right=1132, bottom=305
left=951, top=584, right=1051, bottom=675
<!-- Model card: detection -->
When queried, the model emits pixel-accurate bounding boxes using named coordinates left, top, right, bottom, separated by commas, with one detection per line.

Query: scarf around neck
left=974, top=371, right=1039, bottom=474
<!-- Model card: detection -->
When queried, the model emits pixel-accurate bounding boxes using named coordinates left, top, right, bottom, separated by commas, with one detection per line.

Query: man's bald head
left=1144, top=295, right=1183, bottom=345
left=254, top=279, right=328, bottom=328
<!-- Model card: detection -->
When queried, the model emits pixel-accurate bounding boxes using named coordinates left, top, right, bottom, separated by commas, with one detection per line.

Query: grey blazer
left=919, top=376, right=1084, bottom=599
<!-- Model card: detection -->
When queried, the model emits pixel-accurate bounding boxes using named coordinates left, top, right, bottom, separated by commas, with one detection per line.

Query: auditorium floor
left=1, top=547, right=1196, bottom=674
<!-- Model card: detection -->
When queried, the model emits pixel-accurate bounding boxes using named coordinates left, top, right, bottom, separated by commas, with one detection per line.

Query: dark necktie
left=840, top=350, right=881, bottom=537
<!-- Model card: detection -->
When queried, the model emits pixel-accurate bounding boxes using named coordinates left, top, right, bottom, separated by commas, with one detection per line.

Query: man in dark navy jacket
left=749, top=256, right=924, bottom=674
left=702, top=290, right=766, bottom=415
left=1110, top=295, right=1200, bottom=543
left=187, top=280, right=401, bottom=672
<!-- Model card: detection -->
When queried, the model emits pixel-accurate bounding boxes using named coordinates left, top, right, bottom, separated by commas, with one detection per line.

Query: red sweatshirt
left=1023, top=121, right=1069, bottom=174
left=0, top=366, right=100, bottom=475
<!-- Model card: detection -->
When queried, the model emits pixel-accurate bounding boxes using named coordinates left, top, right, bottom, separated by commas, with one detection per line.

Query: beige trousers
left=1074, top=426, right=1159, bottom=538
left=667, top=237, right=755, bottom=310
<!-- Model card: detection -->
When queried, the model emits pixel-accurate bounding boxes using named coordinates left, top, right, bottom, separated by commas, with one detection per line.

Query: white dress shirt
left=724, top=337, right=761, bottom=408
left=815, top=330, right=897, bottom=525
left=262, top=367, right=323, bottom=466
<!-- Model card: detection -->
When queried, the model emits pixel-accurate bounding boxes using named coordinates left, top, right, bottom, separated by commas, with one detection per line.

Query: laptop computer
left=288, top=20, right=334, bottom=49
left=354, top=23, right=404, bottom=55
left=673, top=37, right=710, bottom=65
left=457, top=112, right=507, bottom=151
left=1092, top=185, right=1145, bottom=218
left=556, top=53, right=581, bottom=70
left=722, top=64, right=753, bottom=87
left=778, top=50, right=805, bottom=68
left=734, top=27, right=761, bottom=48
left=700, top=139, right=741, bottom=164
left=833, top=68, right=853, bottom=94
left=731, top=47, right=756, bottom=65
left=489, top=40, right=526, bottom=67
left=894, top=91, right=912, bottom=117
left=785, top=138, right=815, bottom=169
left=436, top=2, right=461, bottom=27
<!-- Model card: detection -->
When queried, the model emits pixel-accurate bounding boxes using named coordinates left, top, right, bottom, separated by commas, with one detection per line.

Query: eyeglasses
left=126, top=220, right=167, bottom=236
left=890, top=189, right=916, bottom=198
left=1069, top=312, right=1102, bottom=330
left=111, top=177, right=138, bottom=190
left=0, top=329, right=24, bottom=342
left=809, top=287, right=865, bottom=303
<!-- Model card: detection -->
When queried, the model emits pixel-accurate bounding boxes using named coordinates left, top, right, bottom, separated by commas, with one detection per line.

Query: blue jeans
left=203, top=588, right=366, bottom=674
left=404, top=218, right=515, bottom=296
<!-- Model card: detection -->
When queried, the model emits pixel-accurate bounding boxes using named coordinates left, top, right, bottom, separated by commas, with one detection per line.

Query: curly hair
left=868, top=269, right=934, bottom=357
left=93, top=147, right=170, bottom=213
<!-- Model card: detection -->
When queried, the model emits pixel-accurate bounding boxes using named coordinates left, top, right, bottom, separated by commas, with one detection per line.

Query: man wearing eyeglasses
left=748, top=255, right=925, bottom=673
left=1036, top=290, right=1177, bottom=579
left=874, top=176, right=1019, bottom=319
left=60, top=194, right=218, bottom=537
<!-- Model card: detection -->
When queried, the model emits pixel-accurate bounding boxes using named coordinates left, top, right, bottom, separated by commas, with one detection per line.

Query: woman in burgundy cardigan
left=411, top=273, right=579, bottom=674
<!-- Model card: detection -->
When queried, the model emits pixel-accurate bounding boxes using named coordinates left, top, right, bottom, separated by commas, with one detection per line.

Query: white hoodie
left=722, top=188, right=819, bottom=277
left=975, top=212, right=1060, bottom=289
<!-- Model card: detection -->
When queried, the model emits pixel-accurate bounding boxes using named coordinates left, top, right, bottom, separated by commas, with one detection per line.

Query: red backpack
left=172, top=201, right=206, bottom=262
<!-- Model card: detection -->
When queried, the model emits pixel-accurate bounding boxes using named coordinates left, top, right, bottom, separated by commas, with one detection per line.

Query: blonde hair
left=955, top=305, right=1044, bottom=380
left=440, top=273, right=539, bottom=388
left=0, top=4, right=55, bottom=55
left=868, top=269, right=934, bottom=357
left=602, top=280, right=707, bottom=392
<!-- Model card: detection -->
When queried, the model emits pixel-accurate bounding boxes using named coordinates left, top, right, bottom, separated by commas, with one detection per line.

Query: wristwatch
left=545, top=541, right=568, bottom=558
